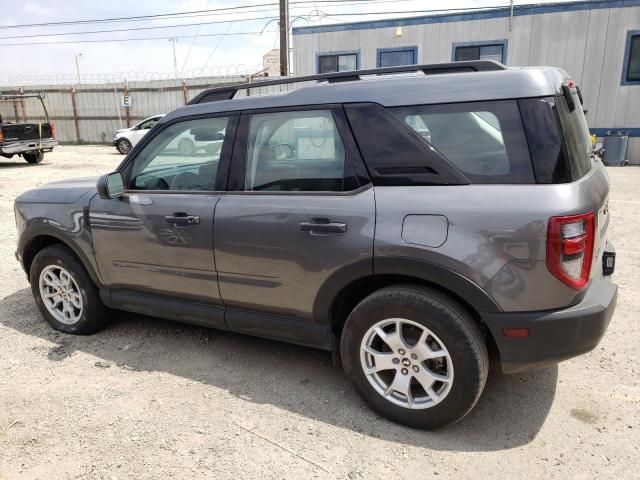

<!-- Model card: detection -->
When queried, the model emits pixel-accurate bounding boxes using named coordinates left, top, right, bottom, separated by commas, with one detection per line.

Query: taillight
left=0, top=126, right=3, bottom=144
left=49, top=122, right=56, bottom=139
left=547, top=212, right=595, bottom=290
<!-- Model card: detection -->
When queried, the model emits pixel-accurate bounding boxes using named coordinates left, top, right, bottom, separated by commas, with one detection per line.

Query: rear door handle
left=165, top=213, right=200, bottom=225
left=300, top=219, right=347, bottom=234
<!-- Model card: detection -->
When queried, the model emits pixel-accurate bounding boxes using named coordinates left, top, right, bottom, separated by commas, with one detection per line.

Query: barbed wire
left=0, top=64, right=268, bottom=87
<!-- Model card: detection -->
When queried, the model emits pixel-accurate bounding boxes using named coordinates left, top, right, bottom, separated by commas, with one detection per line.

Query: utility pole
left=279, top=0, right=289, bottom=76
left=169, top=38, right=179, bottom=79
left=509, top=0, right=514, bottom=31
left=74, top=53, right=83, bottom=84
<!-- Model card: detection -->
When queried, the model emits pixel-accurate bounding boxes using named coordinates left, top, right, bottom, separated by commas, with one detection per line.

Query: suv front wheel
left=30, top=244, right=111, bottom=335
left=340, top=285, right=488, bottom=429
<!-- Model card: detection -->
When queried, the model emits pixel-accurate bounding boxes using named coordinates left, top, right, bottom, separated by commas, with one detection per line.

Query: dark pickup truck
left=0, top=93, right=57, bottom=164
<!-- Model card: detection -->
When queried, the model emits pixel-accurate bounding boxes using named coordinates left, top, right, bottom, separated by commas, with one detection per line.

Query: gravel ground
left=0, top=146, right=639, bottom=479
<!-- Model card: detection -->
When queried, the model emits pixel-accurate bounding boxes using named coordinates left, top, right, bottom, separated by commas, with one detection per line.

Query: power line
left=0, top=0, right=397, bottom=30
left=0, top=15, right=281, bottom=40
left=0, top=30, right=279, bottom=47
left=0, top=1, right=514, bottom=30
left=179, top=0, right=210, bottom=74
left=0, top=5, right=513, bottom=41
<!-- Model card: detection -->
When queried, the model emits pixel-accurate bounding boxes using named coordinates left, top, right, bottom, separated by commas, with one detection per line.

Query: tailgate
left=1, top=122, right=52, bottom=142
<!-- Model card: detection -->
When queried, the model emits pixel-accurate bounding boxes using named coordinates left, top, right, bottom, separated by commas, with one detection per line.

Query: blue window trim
left=316, top=50, right=360, bottom=74
left=621, top=30, right=640, bottom=85
left=451, top=40, right=508, bottom=64
left=293, top=0, right=640, bottom=35
left=376, top=46, right=418, bottom=67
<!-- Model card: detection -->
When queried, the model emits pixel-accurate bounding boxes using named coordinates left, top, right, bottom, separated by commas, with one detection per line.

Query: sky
left=0, top=0, right=574, bottom=83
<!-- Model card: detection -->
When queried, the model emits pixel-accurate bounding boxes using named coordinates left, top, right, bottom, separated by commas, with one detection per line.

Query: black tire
left=23, top=151, right=44, bottom=164
left=178, top=138, right=196, bottom=156
left=340, top=285, right=489, bottom=430
left=30, top=244, right=111, bottom=335
left=116, top=138, right=132, bottom=155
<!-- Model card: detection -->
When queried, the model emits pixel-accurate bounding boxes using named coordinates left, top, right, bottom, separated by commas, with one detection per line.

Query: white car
left=114, top=115, right=224, bottom=157
left=113, top=115, right=164, bottom=154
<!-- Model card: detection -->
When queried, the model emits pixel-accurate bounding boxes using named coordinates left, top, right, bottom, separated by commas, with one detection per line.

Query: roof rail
left=188, top=60, right=507, bottom=105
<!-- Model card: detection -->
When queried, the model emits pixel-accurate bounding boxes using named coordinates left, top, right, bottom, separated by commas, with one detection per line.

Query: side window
left=377, top=47, right=417, bottom=67
left=623, top=31, right=640, bottom=83
left=392, top=101, right=534, bottom=184
left=245, top=110, right=354, bottom=192
left=129, top=116, right=229, bottom=191
left=318, top=53, right=357, bottom=74
left=139, top=117, right=160, bottom=130
left=454, top=42, right=506, bottom=63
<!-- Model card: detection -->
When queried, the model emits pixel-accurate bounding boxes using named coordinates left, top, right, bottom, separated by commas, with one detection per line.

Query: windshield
left=556, top=91, right=592, bottom=179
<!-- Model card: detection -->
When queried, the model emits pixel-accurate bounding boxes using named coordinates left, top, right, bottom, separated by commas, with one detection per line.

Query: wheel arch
left=313, top=257, right=502, bottom=348
left=20, top=230, right=101, bottom=287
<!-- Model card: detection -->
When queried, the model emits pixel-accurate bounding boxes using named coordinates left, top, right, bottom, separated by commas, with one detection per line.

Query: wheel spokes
left=363, top=347, right=397, bottom=374
left=374, top=321, right=408, bottom=352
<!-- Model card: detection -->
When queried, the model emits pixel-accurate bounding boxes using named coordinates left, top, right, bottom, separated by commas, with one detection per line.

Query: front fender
left=16, top=203, right=102, bottom=286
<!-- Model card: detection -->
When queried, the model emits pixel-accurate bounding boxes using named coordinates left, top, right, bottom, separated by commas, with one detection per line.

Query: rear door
left=213, top=106, right=374, bottom=335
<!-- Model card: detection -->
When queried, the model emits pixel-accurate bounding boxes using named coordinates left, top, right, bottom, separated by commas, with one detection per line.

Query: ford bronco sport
left=14, top=61, right=617, bottom=429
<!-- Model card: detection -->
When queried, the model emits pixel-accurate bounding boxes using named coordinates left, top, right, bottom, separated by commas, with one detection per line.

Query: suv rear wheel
left=340, top=285, right=488, bottom=429
left=30, top=245, right=111, bottom=335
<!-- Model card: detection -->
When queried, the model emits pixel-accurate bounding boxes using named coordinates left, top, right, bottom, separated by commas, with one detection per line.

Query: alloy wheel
left=38, top=265, right=83, bottom=325
left=360, top=318, right=454, bottom=409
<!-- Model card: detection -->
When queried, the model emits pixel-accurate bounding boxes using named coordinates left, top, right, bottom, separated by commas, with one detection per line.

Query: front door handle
left=165, top=213, right=200, bottom=225
left=300, top=219, right=347, bottom=234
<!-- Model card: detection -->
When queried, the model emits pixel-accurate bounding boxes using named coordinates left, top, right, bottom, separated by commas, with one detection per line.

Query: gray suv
left=14, top=61, right=617, bottom=429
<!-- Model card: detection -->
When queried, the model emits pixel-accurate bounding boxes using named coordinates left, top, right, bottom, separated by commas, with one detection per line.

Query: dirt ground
left=0, top=145, right=638, bottom=479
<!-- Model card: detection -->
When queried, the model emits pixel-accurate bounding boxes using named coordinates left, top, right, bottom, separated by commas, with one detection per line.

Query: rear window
left=392, top=100, right=535, bottom=184
left=556, top=92, right=592, bottom=179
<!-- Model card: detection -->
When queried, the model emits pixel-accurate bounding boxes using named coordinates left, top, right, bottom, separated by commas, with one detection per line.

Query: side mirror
left=97, top=172, right=125, bottom=199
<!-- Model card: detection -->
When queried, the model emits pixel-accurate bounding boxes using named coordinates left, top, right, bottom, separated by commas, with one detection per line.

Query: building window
left=622, top=30, right=640, bottom=84
left=317, top=52, right=358, bottom=73
left=452, top=40, right=507, bottom=63
left=376, top=47, right=418, bottom=67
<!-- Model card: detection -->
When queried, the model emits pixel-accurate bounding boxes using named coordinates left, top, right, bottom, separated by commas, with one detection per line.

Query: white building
left=292, top=0, right=640, bottom=164
left=262, top=49, right=281, bottom=77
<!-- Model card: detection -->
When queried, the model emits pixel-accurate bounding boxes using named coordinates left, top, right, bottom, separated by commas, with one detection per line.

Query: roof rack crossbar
left=189, top=60, right=506, bottom=105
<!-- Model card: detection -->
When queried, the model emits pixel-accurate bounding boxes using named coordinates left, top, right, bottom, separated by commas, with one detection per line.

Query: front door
left=214, top=107, right=375, bottom=338
left=90, top=114, right=237, bottom=320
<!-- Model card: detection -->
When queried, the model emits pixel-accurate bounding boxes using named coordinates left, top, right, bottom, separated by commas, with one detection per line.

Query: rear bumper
left=0, top=138, right=57, bottom=155
left=483, top=275, right=617, bottom=373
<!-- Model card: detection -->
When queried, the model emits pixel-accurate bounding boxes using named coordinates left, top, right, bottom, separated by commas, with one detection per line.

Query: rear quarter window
left=392, top=100, right=535, bottom=184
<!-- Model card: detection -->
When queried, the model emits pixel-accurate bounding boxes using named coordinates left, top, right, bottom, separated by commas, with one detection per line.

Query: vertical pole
left=182, top=79, right=189, bottom=105
left=114, top=82, right=122, bottom=129
left=71, top=87, right=81, bottom=144
left=12, top=100, right=19, bottom=122
left=279, top=0, right=289, bottom=76
left=124, top=82, right=131, bottom=128
left=169, top=38, right=179, bottom=79
left=75, top=54, right=82, bottom=84
left=18, top=87, right=26, bottom=122
left=509, top=0, right=514, bottom=31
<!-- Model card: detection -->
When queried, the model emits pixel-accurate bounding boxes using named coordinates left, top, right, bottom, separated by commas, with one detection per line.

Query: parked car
left=113, top=115, right=164, bottom=154
left=0, top=93, right=57, bottom=164
left=14, top=61, right=617, bottom=429
left=114, top=114, right=223, bottom=157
